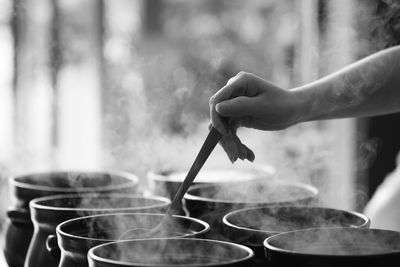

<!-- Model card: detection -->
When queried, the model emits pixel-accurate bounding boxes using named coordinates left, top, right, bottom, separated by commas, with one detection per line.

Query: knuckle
left=209, top=95, right=215, bottom=105
left=237, top=71, right=249, bottom=79
left=226, top=76, right=237, bottom=85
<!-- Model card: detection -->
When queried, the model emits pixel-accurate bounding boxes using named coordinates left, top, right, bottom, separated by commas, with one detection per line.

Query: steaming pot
left=222, top=206, right=370, bottom=267
left=88, top=238, right=255, bottom=267
left=24, top=193, right=170, bottom=267
left=52, top=213, right=209, bottom=267
left=264, top=227, right=400, bottom=267
left=3, top=170, right=139, bottom=267
left=148, top=165, right=275, bottom=200
left=184, top=180, right=318, bottom=239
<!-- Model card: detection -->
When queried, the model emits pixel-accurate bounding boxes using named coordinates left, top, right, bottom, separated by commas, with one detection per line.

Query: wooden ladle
left=119, top=127, right=223, bottom=239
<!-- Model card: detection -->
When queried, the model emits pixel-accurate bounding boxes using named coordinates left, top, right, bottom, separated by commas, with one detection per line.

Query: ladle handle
left=166, top=127, right=223, bottom=216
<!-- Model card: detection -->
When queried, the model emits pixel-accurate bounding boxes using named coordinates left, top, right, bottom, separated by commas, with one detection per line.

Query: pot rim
left=56, top=212, right=210, bottom=243
left=147, top=165, right=276, bottom=183
left=184, top=181, right=318, bottom=205
left=10, top=170, right=138, bottom=192
left=87, top=237, right=255, bottom=267
left=222, top=205, right=371, bottom=236
left=263, top=227, right=400, bottom=257
left=29, top=193, right=171, bottom=212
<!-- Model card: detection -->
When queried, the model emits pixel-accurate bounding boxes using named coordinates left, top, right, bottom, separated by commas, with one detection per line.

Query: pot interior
left=186, top=180, right=317, bottom=204
left=89, top=238, right=253, bottom=265
left=226, top=206, right=369, bottom=233
left=265, top=228, right=400, bottom=256
left=60, top=213, right=208, bottom=240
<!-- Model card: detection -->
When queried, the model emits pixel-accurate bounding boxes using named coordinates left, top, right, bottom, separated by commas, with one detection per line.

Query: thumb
left=215, top=96, right=253, bottom=117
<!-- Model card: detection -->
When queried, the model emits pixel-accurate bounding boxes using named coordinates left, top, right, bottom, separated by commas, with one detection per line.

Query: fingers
left=209, top=95, right=229, bottom=135
left=209, top=77, right=244, bottom=135
left=210, top=72, right=259, bottom=135
left=212, top=72, right=260, bottom=103
left=220, top=135, right=255, bottom=163
left=218, top=124, right=255, bottom=163
left=219, top=135, right=239, bottom=163
left=215, top=96, right=253, bottom=117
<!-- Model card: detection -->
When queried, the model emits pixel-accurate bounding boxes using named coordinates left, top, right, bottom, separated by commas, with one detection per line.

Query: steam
left=223, top=206, right=369, bottom=247
left=89, top=238, right=252, bottom=265
left=186, top=179, right=317, bottom=205
left=30, top=193, right=171, bottom=237
left=266, top=228, right=400, bottom=256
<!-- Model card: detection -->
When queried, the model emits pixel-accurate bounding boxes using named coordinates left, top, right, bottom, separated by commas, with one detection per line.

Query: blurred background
left=0, top=0, right=400, bottom=260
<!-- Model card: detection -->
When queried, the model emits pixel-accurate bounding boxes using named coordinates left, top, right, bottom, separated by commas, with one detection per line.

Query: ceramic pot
left=3, top=170, right=139, bottom=267
left=148, top=166, right=275, bottom=200
left=222, top=206, right=370, bottom=266
left=88, top=238, right=254, bottom=267
left=24, top=193, right=169, bottom=267
left=264, top=227, right=400, bottom=267
left=52, top=213, right=209, bottom=267
left=184, top=180, right=318, bottom=240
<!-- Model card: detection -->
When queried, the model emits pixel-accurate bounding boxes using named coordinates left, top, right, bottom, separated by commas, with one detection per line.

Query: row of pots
left=4, top=169, right=400, bottom=267
left=3, top=170, right=142, bottom=267
left=2, top=166, right=282, bottom=267
left=145, top=169, right=400, bottom=267
left=87, top=227, right=400, bottom=267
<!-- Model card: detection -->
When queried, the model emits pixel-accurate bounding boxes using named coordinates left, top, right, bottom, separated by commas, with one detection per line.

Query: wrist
left=290, top=87, right=313, bottom=124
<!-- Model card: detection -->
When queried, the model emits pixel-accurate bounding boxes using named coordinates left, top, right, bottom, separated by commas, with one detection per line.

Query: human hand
left=209, top=72, right=304, bottom=162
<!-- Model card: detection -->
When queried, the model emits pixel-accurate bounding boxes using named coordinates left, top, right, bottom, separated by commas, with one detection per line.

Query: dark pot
left=184, top=180, right=318, bottom=240
left=222, top=206, right=370, bottom=267
left=24, top=193, right=170, bottom=267
left=264, top=227, right=400, bottom=267
left=88, top=238, right=255, bottom=267
left=3, top=170, right=139, bottom=267
left=53, top=213, right=209, bottom=267
left=148, top=166, right=275, bottom=200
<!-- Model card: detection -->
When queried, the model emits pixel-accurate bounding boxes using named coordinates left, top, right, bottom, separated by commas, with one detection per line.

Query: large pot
left=3, top=170, right=139, bottom=267
left=52, top=213, right=209, bottom=267
left=88, top=238, right=255, bottom=267
left=264, top=227, right=400, bottom=267
left=184, top=180, right=318, bottom=239
left=25, top=193, right=170, bottom=267
left=222, top=206, right=370, bottom=267
left=148, top=166, right=275, bottom=200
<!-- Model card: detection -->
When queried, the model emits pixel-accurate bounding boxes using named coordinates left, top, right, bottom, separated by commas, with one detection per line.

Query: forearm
left=293, top=45, right=400, bottom=122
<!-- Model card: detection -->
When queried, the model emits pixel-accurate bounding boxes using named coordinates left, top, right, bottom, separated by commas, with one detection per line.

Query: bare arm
left=209, top=46, right=400, bottom=162
left=295, top=45, right=400, bottom=122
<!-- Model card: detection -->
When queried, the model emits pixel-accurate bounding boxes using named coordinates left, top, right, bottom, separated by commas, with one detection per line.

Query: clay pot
left=264, top=227, right=400, bottom=267
left=148, top=166, right=275, bottom=200
left=24, top=193, right=169, bottom=267
left=88, top=238, right=255, bottom=267
left=222, top=206, right=370, bottom=266
left=52, top=213, right=209, bottom=267
left=3, top=170, right=139, bottom=267
left=184, top=180, right=318, bottom=239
